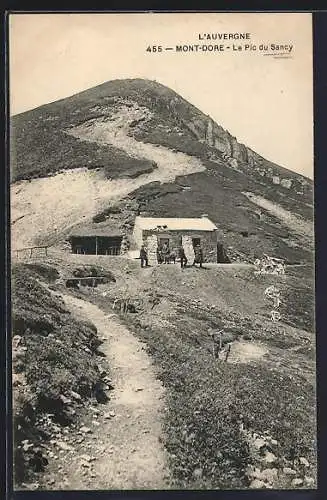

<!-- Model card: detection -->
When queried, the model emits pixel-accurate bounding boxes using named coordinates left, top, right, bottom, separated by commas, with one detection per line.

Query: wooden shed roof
left=69, top=225, right=123, bottom=238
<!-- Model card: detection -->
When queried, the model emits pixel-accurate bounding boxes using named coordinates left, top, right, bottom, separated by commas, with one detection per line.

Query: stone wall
left=182, top=235, right=195, bottom=263
left=141, top=229, right=218, bottom=263
left=145, top=234, right=158, bottom=266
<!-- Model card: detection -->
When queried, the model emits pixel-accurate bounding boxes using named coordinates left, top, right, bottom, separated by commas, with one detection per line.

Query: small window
left=192, top=238, right=201, bottom=248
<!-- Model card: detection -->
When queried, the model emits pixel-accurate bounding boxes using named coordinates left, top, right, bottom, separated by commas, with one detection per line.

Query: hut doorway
left=97, top=236, right=122, bottom=255
left=192, top=237, right=201, bottom=248
left=70, top=235, right=122, bottom=255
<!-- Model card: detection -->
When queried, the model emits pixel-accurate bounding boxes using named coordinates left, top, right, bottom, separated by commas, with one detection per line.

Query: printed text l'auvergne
left=197, top=33, right=251, bottom=41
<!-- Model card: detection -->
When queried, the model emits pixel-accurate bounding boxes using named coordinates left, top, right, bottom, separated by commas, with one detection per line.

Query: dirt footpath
left=53, top=293, right=170, bottom=490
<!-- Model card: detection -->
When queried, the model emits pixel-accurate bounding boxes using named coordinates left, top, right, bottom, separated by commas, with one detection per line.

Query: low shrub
left=116, top=317, right=251, bottom=489
left=100, top=288, right=316, bottom=489
left=72, top=265, right=116, bottom=282
left=233, top=364, right=316, bottom=464
left=12, top=264, right=110, bottom=485
left=92, top=213, right=106, bottom=223
left=18, top=263, right=60, bottom=283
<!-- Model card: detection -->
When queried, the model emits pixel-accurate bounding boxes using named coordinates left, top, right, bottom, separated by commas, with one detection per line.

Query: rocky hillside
left=11, top=78, right=312, bottom=191
left=11, top=78, right=314, bottom=263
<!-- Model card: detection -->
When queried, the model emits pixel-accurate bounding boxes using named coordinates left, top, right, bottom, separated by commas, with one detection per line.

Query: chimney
left=201, top=214, right=209, bottom=218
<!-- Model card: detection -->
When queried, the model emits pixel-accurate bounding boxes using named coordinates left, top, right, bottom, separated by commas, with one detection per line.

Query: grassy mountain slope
left=22, top=253, right=315, bottom=490
left=12, top=262, right=112, bottom=486
left=11, top=78, right=313, bottom=263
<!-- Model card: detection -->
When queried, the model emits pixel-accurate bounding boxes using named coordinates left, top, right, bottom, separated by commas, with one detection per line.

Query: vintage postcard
left=9, top=12, right=315, bottom=491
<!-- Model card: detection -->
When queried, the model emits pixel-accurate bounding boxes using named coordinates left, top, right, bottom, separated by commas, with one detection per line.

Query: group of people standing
left=157, top=243, right=176, bottom=265
left=139, top=241, right=204, bottom=268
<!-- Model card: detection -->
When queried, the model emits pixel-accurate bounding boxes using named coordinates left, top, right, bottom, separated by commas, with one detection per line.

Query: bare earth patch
left=227, top=340, right=269, bottom=364
left=242, top=192, right=313, bottom=244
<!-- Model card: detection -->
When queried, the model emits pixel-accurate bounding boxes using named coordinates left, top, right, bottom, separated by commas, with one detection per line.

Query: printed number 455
left=146, top=46, right=162, bottom=53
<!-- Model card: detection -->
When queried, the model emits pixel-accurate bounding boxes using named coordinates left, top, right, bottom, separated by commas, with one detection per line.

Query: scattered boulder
left=80, top=426, right=92, bottom=434
left=283, top=467, right=297, bottom=476
left=250, top=479, right=266, bottom=489
left=59, top=394, right=72, bottom=405
left=192, top=468, right=203, bottom=480
left=263, top=451, right=277, bottom=464
left=246, top=466, right=260, bottom=478
left=253, top=438, right=266, bottom=450
left=304, top=476, right=315, bottom=487
left=56, top=441, right=73, bottom=452
left=299, top=457, right=310, bottom=467
left=70, top=391, right=82, bottom=401
left=80, top=454, right=96, bottom=463
left=256, top=468, right=278, bottom=483
left=291, top=478, right=304, bottom=487
left=72, top=265, right=116, bottom=283
left=13, top=335, right=22, bottom=349
left=89, top=406, right=100, bottom=415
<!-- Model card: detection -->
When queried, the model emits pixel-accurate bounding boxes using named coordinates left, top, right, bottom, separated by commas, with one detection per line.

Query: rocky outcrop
left=175, top=113, right=311, bottom=196
left=186, top=115, right=252, bottom=165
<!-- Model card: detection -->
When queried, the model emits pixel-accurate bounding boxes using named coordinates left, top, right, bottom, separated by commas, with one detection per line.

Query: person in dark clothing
left=210, top=329, right=223, bottom=359
left=170, top=249, right=177, bottom=264
left=157, top=246, right=163, bottom=264
left=140, top=245, right=148, bottom=268
left=179, top=245, right=188, bottom=268
left=162, top=243, right=170, bottom=264
left=193, top=244, right=203, bottom=267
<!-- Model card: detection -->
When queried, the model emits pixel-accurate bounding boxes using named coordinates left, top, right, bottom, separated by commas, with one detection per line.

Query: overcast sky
left=9, top=13, right=313, bottom=178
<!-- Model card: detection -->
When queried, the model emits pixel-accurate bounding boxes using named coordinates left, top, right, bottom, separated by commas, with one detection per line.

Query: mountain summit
left=11, top=78, right=313, bottom=263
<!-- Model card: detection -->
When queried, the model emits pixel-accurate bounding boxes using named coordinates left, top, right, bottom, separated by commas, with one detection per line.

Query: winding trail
left=11, top=104, right=204, bottom=249
left=242, top=192, right=314, bottom=243
left=56, top=292, right=170, bottom=490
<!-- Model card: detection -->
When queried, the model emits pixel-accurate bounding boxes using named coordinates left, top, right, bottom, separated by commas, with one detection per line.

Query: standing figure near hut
left=140, top=245, right=148, bottom=268
left=179, top=245, right=188, bottom=268
left=193, top=244, right=204, bottom=268
left=157, top=245, right=164, bottom=264
left=169, top=249, right=177, bottom=264
left=162, top=242, right=170, bottom=264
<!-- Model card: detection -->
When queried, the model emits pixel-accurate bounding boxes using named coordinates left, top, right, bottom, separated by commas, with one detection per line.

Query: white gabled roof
left=134, top=216, right=217, bottom=232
